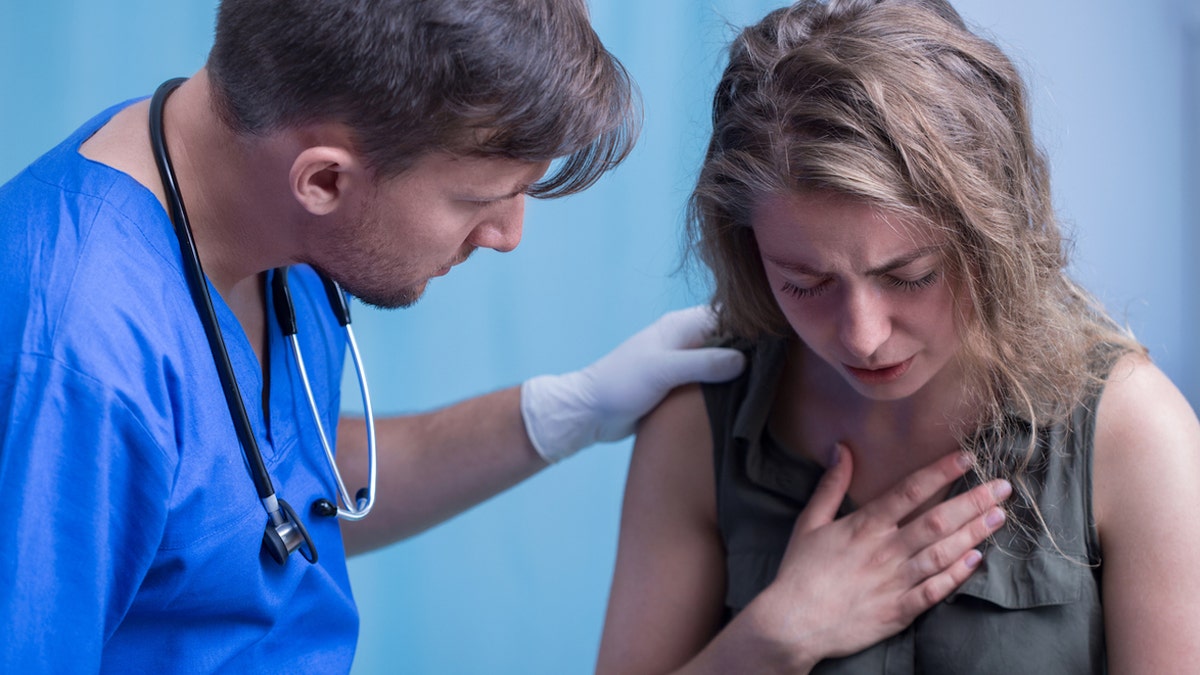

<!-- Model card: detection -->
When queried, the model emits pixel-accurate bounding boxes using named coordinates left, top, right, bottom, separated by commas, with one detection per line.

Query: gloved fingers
left=644, top=305, right=720, bottom=349
left=522, top=305, right=740, bottom=461
left=650, top=347, right=746, bottom=388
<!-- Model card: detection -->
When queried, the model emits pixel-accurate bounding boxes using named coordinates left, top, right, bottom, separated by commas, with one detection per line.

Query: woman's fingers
left=793, top=444, right=854, bottom=534
left=855, top=451, right=973, bottom=526
left=832, top=451, right=1012, bottom=604
left=898, top=548, right=987, bottom=619
left=899, top=478, right=1012, bottom=559
left=900, top=482, right=1009, bottom=582
left=897, top=500, right=1007, bottom=616
left=763, top=448, right=1014, bottom=658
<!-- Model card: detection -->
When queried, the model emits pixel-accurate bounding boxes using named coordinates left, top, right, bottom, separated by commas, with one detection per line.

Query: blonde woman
left=598, top=1, right=1200, bottom=672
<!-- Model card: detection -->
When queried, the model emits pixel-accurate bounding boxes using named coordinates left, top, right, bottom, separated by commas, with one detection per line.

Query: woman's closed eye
left=780, top=268, right=940, bottom=300
left=886, top=269, right=941, bottom=292
left=780, top=278, right=831, bottom=299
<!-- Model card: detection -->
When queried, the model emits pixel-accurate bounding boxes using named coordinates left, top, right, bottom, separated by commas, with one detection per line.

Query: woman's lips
left=843, top=356, right=914, bottom=384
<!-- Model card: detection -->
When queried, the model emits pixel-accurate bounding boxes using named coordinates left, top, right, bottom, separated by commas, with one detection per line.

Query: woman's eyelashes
left=779, top=269, right=941, bottom=299
left=886, top=269, right=941, bottom=291
left=780, top=279, right=830, bottom=299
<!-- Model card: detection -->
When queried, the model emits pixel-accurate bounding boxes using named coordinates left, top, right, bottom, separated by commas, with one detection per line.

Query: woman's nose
left=838, top=286, right=891, bottom=361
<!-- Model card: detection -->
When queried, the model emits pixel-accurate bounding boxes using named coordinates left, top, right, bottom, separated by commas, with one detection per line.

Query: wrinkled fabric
left=705, top=337, right=1109, bottom=674
left=0, top=100, right=358, bottom=673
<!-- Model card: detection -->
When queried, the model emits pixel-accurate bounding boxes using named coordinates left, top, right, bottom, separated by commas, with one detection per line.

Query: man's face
left=309, top=153, right=550, bottom=309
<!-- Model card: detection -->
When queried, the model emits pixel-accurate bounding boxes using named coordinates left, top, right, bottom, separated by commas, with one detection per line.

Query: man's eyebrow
left=765, top=246, right=943, bottom=277
left=489, top=183, right=532, bottom=200
left=469, top=184, right=530, bottom=202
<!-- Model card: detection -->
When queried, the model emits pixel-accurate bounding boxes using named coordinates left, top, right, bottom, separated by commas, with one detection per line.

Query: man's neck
left=78, top=69, right=294, bottom=367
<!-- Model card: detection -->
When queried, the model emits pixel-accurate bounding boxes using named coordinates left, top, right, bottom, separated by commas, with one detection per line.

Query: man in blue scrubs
left=0, top=0, right=744, bottom=670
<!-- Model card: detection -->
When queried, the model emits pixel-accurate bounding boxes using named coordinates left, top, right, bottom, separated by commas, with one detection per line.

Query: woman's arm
left=1094, top=354, right=1200, bottom=673
left=597, top=384, right=1012, bottom=674
left=596, top=384, right=728, bottom=674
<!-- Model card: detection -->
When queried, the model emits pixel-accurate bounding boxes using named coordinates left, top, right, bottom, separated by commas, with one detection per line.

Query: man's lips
left=432, top=252, right=473, bottom=277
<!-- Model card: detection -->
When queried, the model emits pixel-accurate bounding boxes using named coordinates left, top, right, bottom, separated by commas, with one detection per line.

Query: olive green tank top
left=703, top=338, right=1109, bottom=674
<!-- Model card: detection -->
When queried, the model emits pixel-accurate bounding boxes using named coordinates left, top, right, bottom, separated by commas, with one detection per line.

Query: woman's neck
left=770, top=340, right=979, bottom=507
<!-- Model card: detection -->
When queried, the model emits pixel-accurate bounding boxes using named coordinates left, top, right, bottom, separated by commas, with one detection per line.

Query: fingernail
left=964, top=550, right=983, bottom=569
left=985, top=507, right=1006, bottom=528
left=829, top=443, right=846, bottom=467
left=992, top=480, right=1012, bottom=500
left=955, top=453, right=973, bottom=471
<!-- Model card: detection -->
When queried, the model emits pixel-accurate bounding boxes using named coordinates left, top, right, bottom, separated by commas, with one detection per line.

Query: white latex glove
left=520, top=305, right=746, bottom=463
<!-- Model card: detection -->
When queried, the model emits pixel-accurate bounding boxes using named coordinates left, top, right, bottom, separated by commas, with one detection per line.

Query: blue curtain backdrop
left=2, top=1, right=1195, bottom=672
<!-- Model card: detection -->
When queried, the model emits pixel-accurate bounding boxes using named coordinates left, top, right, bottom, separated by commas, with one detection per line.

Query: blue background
left=2, top=1, right=1196, bottom=672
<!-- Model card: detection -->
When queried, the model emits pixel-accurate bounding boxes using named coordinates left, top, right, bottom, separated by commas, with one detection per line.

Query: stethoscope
left=149, top=78, right=377, bottom=566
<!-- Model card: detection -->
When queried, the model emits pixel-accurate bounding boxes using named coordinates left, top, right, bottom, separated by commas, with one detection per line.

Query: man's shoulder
left=0, top=157, right=190, bottom=390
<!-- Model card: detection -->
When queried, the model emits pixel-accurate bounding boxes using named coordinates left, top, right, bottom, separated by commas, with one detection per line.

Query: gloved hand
left=520, top=305, right=746, bottom=463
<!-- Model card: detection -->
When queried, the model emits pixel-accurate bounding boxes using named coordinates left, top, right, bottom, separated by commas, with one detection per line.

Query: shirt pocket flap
left=949, top=546, right=1089, bottom=609
left=723, top=546, right=1091, bottom=614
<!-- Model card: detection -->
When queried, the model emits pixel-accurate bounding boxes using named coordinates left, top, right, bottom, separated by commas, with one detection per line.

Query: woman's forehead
left=751, top=190, right=941, bottom=248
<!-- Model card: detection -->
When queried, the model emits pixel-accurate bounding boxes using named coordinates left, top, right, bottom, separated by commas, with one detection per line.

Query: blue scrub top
left=0, top=101, right=359, bottom=671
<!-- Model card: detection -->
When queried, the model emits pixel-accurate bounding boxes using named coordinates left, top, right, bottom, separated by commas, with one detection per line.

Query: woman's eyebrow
left=764, top=256, right=824, bottom=276
left=865, top=246, right=943, bottom=276
left=765, top=246, right=942, bottom=277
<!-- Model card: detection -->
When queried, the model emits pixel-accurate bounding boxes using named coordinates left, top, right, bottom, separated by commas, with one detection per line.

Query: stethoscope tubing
left=274, top=268, right=378, bottom=521
left=149, top=78, right=282, bottom=516
left=149, top=77, right=377, bottom=564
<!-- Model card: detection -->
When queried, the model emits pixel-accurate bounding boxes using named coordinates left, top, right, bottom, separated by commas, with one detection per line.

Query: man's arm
left=336, top=306, right=746, bottom=555
left=337, top=386, right=540, bottom=554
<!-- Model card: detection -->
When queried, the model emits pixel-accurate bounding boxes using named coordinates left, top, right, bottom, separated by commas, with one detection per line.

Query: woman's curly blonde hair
left=688, top=0, right=1144, bottom=532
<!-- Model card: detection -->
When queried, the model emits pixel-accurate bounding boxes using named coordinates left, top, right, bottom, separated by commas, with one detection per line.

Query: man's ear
left=289, top=146, right=365, bottom=216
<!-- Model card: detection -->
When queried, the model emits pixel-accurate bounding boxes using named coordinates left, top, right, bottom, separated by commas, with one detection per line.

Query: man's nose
left=468, top=196, right=525, bottom=253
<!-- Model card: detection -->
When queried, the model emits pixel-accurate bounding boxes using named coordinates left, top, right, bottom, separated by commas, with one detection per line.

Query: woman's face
left=752, top=190, right=964, bottom=401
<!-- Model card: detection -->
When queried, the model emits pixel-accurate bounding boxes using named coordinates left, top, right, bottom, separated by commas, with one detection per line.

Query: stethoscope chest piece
left=265, top=499, right=317, bottom=564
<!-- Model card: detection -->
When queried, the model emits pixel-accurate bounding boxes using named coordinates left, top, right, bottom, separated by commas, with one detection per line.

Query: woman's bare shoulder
left=630, top=383, right=718, bottom=522
left=637, top=384, right=713, bottom=458
left=1092, top=351, right=1200, bottom=527
left=1095, top=352, right=1197, bottom=450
